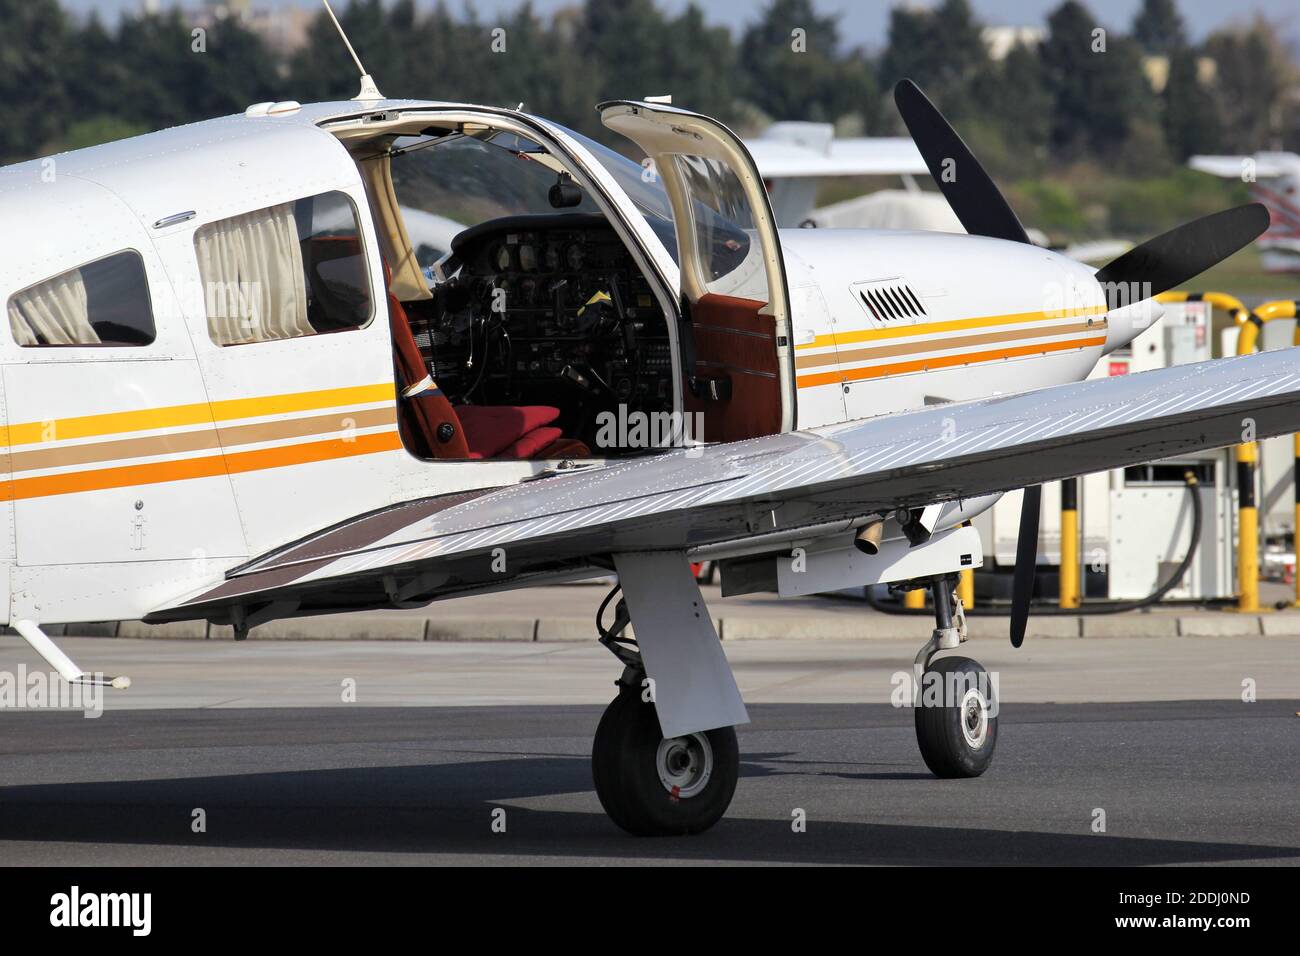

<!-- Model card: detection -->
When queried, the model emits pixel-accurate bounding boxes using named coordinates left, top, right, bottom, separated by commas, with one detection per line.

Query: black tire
left=591, top=686, right=739, bottom=836
left=914, top=655, right=997, bottom=778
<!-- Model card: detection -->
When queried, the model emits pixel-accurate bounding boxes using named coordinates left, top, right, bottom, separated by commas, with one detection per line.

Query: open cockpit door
left=600, top=101, right=794, bottom=440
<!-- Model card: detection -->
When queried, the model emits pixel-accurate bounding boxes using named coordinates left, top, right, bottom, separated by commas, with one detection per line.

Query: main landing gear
left=909, top=575, right=997, bottom=777
left=591, top=587, right=740, bottom=836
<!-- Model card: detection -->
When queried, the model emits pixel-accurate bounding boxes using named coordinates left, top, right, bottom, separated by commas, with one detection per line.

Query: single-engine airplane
left=0, top=25, right=1286, bottom=835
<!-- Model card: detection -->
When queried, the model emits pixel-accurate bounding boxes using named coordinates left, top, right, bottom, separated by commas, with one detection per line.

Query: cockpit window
left=554, top=127, right=679, bottom=262
left=560, top=128, right=755, bottom=286
left=675, top=154, right=757, bottom=295
left=390, top=132, right=603, bottom=270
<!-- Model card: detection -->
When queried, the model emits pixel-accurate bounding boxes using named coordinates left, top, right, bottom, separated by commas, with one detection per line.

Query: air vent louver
left=850, top=279, right=927, bottom=325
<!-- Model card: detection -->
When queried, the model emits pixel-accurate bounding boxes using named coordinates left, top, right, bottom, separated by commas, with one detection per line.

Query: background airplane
left=746, top=120, right=1133, bottom=264
left=1190, top=151, right=1300, bottom=273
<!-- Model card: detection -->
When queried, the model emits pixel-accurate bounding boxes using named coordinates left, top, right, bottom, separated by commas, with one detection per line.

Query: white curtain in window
left=7, top=268, right=99, bottom=346
left=195, top=202, right=311, bottom=346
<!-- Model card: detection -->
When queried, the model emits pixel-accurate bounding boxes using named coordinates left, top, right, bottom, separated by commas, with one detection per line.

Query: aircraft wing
left=747, top=136, right=928, bottom=179
left=149, top=348, right=1300, bottom=623
left=1190, top=154, right=1294, bottom=180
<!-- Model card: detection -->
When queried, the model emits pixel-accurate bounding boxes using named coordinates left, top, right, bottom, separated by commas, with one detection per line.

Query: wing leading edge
left=150, top=348, right=1300, bottom=623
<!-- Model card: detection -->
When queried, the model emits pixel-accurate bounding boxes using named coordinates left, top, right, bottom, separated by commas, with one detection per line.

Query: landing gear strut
left=911, top=576, right=997, bottom=778
left=591, top=587, right=740, bottom=836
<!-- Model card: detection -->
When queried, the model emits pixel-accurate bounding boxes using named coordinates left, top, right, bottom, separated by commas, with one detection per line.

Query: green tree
left=878, top=0, right=989, bottom=121
left=1204, top=19, right=1295, bottom=150
left=1162, top=45, right=1219, bottom=159
left=0, top=0, right=70, bottom=162
left=581, top=0, right=671, bottom=104
left=1132, top=0, right=1186, bottom=54
left=109, top=11, right=214, bottom=130
left=190, top=16, right=280, bottom=119
left=1041, top=1, right=1164, bottom=169
left=662, top=4, right=739, bottom=122
left=289, top=0, right=393, bottom=102
left=65, top=13, right=132, bottom=122
left=738, top=0, right=874, bottom=125
left=482, top=3, right=592, bottom=129
left=969, top=41, right=1052, bottom=178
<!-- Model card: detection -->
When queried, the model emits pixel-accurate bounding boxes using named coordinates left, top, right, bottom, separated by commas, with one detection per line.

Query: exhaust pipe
left=854, top=518, right=885, bottom=555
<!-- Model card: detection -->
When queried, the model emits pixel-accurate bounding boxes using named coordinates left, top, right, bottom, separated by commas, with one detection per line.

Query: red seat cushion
left=499, top=426, right=564, bottom=460
left=455, top=405, right=561, bottom=459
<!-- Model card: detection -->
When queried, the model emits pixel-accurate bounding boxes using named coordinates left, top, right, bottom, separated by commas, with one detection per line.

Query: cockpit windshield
left=553, top=126, right=679, bottom=258
left=387, top=121, right=749, bottom=279
left=389, top=130, right=605, bottom=270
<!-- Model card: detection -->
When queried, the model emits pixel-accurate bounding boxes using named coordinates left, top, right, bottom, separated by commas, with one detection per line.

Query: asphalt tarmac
left=1, top=697, right=1296, bottom=865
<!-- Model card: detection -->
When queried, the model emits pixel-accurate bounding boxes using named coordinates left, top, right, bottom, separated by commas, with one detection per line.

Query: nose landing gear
left=911, top=576, right=998, bottom=778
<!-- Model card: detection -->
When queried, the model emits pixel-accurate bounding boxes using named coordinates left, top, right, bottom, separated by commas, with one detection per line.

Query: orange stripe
left=796, top=336, right=1106, bottom=389
left=1, top=431, right=401, bottom=502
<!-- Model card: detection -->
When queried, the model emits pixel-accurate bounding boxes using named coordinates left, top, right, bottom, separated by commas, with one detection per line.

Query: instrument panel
left=406, top=214, right=675, bottom=450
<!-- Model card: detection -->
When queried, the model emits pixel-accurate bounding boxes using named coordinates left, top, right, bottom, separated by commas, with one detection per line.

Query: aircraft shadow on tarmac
left=0, top=746, right=1295, bottom=865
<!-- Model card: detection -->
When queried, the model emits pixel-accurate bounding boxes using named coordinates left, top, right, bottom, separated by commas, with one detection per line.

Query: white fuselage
left=0, top=98, right=1137, bottom=626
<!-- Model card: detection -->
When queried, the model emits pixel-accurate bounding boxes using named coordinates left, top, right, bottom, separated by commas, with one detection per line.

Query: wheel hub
left=656, top=733, right=714, bottom=798
left=959, top=687, right=989, bottom=748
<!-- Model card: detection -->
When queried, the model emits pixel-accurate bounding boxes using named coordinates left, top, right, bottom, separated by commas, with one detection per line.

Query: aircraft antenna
left=320, top=0, right=383, bottom=101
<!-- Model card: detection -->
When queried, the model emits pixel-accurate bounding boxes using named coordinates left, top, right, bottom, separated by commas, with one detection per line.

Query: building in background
left=182, top=1, right=313, bottom=56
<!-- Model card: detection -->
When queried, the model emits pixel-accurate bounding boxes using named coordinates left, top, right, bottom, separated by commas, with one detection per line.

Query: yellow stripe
left=1, top=431, right=402, bottom=501
left=3, top=382, right=396, bottom=449
left=796, top=335, right=1106, bottom=388
left=797, top=305, right=1108, bottom=350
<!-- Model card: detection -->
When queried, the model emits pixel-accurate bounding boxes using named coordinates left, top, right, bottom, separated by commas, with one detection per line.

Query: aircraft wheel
left=914, top=655, right=997, bottom=778
left=592, top=687, right=738, bottom=836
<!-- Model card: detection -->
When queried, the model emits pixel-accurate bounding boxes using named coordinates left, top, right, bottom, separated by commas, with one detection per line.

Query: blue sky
left=61, top=0, right=1300, bottom=47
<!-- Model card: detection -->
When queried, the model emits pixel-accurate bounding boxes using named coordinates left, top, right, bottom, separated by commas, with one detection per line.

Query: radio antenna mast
left=321, top=0, right=383, bottom=101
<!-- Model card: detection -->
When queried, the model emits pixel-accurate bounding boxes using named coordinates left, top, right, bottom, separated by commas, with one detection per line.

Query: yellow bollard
left=1233, top=300, right=1300, bottom=611
left=1237, top=477, right=1259, bottom=612
left=1235, top=313, right=1263, bottom=613
left=1155, top=290, right=1251, bottom=327
left=1059, top=478, right=1080, bottom=609
left=1294, top=429, right=1300, bottom=607
left=904, top=588, right=925, bottom=609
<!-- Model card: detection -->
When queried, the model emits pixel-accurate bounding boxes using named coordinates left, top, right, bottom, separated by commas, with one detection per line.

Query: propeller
left=894, top=78, right=1269, bottom=645
left=1009, top=486, right=1040, bottom=648
left=893, top=79, right=1030, bottom=244
left=1093, top=203, right=1270, bottom=309
left=894, top=79, right=1046, bottom=645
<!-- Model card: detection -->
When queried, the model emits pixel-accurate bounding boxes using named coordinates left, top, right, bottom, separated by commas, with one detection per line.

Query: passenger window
left=7, top=251, right=155, bottom=347
left=195, top=190, right=372, bottom=346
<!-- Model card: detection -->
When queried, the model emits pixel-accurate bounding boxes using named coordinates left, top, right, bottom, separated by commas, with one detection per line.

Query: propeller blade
left=1094, top=203, right=1270, bottom=309
left=895, top=78, right=1045, bottom=645
left=1010, top=485, right=1041, bottom=648
left=893, top=79, right=1030, bottom=245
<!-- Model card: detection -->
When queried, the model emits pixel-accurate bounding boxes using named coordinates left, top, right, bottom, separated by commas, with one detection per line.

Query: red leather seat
left=455, top=405, right=561, bottom=458
left=387, top=293, right=581, bottom=460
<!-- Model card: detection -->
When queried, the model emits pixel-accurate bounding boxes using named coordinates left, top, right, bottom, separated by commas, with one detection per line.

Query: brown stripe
left=794, top=320, right=1107, bottom=371
left=237, top=487, right=499, bottom=573
left=7, top=406, right=396, bottom=474
left=215, top=406, right=396, bottom=450
left=188, top=556, right=336, bottom=604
